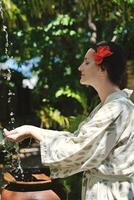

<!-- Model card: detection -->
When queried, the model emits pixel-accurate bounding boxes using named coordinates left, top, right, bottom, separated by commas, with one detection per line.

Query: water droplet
left=10, top=112, right=14, bottom=116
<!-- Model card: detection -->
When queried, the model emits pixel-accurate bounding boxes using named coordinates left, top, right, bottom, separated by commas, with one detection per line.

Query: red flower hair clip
left=93, top=46, right=113, bottom=65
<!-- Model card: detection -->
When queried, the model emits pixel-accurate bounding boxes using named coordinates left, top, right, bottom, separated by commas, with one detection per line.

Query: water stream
left=0, top=0, right=24, bottom=179
left=0, top=1, right=9, bottom=59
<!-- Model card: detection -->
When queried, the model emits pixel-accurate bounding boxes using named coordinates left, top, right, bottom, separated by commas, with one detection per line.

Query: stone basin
left=1, top=168, right=66, bottom=200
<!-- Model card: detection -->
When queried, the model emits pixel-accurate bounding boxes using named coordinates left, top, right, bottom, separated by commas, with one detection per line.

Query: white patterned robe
left=40, top=88, right=134, bottom=200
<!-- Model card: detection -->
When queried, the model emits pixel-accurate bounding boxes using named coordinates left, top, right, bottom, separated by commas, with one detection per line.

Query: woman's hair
left=95, top=41, right=127, bottom=89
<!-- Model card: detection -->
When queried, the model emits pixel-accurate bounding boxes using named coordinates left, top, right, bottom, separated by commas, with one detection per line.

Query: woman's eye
left=85, top=62, right=89, bottom=65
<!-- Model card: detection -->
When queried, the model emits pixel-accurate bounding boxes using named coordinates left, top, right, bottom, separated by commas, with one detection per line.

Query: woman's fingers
left=3, top=128, right=10, bottom=136
left=3, top=128, right=24, bottom=142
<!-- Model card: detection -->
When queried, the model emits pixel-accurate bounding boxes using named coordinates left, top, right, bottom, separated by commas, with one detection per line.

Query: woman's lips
left=80, top=74, right=84, bottom=77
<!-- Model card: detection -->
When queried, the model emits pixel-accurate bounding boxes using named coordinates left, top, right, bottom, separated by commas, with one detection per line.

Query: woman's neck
left=94, top=83, right=120, bottom=104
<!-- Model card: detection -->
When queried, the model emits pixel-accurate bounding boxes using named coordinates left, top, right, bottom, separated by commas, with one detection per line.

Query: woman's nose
left=78, top=63, right=82, bottom=71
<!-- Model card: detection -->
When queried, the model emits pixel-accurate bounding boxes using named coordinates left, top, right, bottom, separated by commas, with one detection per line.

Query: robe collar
left=103, top=88, right=133, bottom=105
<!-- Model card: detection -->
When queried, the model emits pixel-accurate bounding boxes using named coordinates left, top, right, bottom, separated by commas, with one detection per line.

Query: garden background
left=0, top=0, right=134, bottom=199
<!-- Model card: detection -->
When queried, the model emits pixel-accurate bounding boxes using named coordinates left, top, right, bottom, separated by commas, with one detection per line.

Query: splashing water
left=0, top=0, right=24, bottom=177
left=1, top=70, right=24, bottom=175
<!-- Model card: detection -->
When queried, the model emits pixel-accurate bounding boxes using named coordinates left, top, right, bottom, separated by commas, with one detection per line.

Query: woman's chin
left=80, top=80, right=91, bottom=86
left=80, top=80, right=87, bottom=85
left=80, top=80, right=84, bottom=84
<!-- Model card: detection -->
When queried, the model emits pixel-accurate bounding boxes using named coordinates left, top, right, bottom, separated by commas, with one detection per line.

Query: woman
left=4, top=41, right=134, bottom=200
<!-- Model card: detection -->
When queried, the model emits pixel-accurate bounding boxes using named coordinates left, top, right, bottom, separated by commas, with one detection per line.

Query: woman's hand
left=3, top=125, right=45, bottom=143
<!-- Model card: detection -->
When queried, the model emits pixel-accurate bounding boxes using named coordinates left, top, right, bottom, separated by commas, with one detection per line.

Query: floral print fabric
left=40, top=88, right=134, bottom=200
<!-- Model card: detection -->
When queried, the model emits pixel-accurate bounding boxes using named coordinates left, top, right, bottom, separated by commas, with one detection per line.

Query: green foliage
left=61, top=173, right=82, bottom=200
left=55, top=85, right=88, bottom=112
left=112, top=0, right=134, bottom=4
left=37, top=105, right=70, bottom=129
left=2, top=0, right=29, bottom=28
left=31, top=13, right=91, bottom=130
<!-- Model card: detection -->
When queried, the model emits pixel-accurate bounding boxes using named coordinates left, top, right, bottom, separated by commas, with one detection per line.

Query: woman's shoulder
left=106, top=96, right=134, bottom=110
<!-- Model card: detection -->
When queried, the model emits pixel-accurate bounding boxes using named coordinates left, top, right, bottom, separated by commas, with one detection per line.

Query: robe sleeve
left=40, top=101, right=128, bottom=178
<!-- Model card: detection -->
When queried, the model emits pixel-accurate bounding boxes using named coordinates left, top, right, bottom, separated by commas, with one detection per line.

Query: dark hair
left=96, top=41, right=127, bottom=89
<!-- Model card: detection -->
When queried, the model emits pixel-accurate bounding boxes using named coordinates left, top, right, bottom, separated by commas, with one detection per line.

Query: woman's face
left=78, top=48, right=100, bottom=86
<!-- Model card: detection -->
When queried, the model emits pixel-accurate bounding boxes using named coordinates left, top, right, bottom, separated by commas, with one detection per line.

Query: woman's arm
left=4, top=125, right=70, bottom=143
